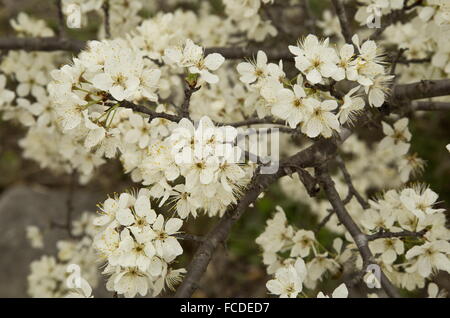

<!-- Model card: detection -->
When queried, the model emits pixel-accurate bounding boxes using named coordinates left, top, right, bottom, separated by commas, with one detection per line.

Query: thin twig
left=50, top=172, right=78, bottom=238
left=367, top=229, right=427, bottom=241
left=390, top=48, right=408, bottom=76
left=105, top=94, right=182, bottom=123
left=336, top=156, right=370, bottom=209
left=174, top=233, right=205, bottom=243
left=315, top=209, right=335, bottom=233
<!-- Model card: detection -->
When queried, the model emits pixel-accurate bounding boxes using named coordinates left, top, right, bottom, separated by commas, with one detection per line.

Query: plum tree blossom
left=0, top=0, right=449, bottom=300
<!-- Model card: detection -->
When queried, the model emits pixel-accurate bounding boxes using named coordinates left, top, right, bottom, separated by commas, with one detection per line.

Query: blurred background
left=0, top=0, right=449, bottom=298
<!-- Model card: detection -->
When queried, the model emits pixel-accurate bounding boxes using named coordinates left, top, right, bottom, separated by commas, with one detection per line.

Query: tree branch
left=331, top=0, right=353, bottom=43
left=55, top=0, right=66, bottom=38
left=180, top=84, right=200, bottom=118
left=105, top=95, right=182, bottom=123
left=226, top=116, right=287, bottom=128
left=413, top=101, right=450, bottom=111
left=316, top=165, right=400, bottom=298
left=204, top=47, right=292, bottom=61
left=102, top=1, right=111, bottom=39
left=336, top=156, right=370, bottom=209
left=393, top=80, right=450, bottom=101
left=367, top=229, right=427, bottom=241
left=0, top=37, right=85, bottom=52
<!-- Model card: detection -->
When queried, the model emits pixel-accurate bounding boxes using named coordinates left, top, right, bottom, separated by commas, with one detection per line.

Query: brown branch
left=404, top=0, right=424, bottom=11
left=55, top=0, right=66, bottom=38
left=0, top=37, right=85, bottom=52
left=50, top=173, right=78, bottom=238
left=174, top=233, right=205, bottom=243
left=393, top=80, right=450, bottom=101
left=336, top=156, right=370, bottom=209
left=102, top=1, right=111, bottom=39
left=330, top=0, right=353, bottom=43
left=204, top=47, right=292, bottom=61
left=315, top=209, right=335, bottom=233
left=367, top=229, right=427, bottom=241
left=390, top=48, right=408, bottom=76
left=180, top=84, right=200, bottom=118
left=316, top=165, right=400, bottom=298
left=396, top=57, right=431, bottom=65
left=226, top=116, right=287, bottom=128
left=300, top=0, right=317, bottom=34
left=105, top=95, right=182, bottom=123
left=149, top=86, right=439, bottom=297
left=366, top=1, right=422, bottom=41
left=0, top=36, right=295, bottom=62
left=412, top=101, right=450, bottom=111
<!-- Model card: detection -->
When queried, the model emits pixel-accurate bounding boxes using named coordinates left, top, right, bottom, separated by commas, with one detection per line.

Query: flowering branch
left=5, top=1, right=450, bottom=299
left=105, top=95, right=182, bottom=123
left=316, top=165, right=401, bottom=298
left=175, top=128, right=354, bottom=297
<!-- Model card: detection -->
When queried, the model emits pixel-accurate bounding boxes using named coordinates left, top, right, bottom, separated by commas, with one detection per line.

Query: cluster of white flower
left=379, top=117, right=424, bottom=183
left=235, top=34, right=389, bottom=138
left=92, top=189, right=186, bottom=297
left=132, top=116, right=251, bottom=218
left=27, top=213, right=99, bottom=298
left=223, top=0, right=277, bottom=41
left=129, top=9, right=234, bottom=62
left=256, top=206, right=341, bottom=295
left=258, top=182, right=450, bottom=296
left=42, top=38, right=160, bottom=181
left=10, top=12, right=54, bottom=38
left=1, top=0, right=448, bottom=299
left=355, top=0, right=405, bottom=26
left=418, top=0, right=450, bottom=26
left=164, top=39, right=225, bottom=84
left=279, top=118, right=424, bottom=238
left=0, top=9, right=254, bottom=186
left=377, top=0, right=450, bottom=85
left=291, top=34, right=391, bottom=107
left=362, top=185, right=450, bottom=290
